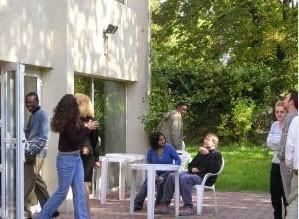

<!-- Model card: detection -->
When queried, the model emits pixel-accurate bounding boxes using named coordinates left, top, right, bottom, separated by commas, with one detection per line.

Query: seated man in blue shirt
left=134, top=132, right=181, bottom=211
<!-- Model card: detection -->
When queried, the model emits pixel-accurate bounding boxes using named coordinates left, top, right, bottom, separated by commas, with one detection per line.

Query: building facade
left=0, top=0, right=150, bottom=217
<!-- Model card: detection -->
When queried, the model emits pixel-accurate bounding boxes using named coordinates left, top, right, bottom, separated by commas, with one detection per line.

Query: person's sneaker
left=179, top=206, right=193, bottom=216
left=155, top=204, right=170, bottom=214
left=134, top=204, right=143, bottom=211
left=52, top=211, right=60, bottom=217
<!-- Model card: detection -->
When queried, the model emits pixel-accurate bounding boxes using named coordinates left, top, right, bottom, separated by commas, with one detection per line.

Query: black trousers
left=270, top=163, right=287, bottom=219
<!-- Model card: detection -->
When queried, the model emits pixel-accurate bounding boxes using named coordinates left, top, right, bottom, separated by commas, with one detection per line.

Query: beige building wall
left=0, top=0, right=150, bottom=203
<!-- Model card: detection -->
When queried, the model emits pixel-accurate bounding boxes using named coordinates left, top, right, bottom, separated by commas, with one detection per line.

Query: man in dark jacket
left=155, top=132, right=222, bottom=216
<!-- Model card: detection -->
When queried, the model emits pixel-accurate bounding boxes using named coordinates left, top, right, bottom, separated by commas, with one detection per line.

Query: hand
left=192, top=167, right=199, bottom=173
left=85, top=120, right=99, bottom=130
left=200, top=147, right=209, bottom=155
left=81, top=145, right=89, bottom=155
left=94, top=161, right=101, bottom=168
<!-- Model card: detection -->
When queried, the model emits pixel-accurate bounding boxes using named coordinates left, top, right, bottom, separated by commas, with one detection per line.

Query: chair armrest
left=201, top=172, right=218, bottom=186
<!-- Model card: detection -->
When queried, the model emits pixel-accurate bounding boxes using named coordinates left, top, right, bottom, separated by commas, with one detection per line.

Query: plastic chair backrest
left=176, top=150, right=192, bottom=171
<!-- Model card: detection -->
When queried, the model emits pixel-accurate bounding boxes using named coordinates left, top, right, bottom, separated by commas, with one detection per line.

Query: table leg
left=100, top=158, right=108, bottom=204
left=175, top=171, right=180, bottom=216
left=119, top=160, right=126, bottom=200
left=129, top=169, right=137, bottom=214
left=147, top=168, right=155, bottom=219
left=95, top=167, right=101, bottom=199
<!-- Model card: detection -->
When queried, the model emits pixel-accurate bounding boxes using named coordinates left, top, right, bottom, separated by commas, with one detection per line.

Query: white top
left=267, top=121, right=282, bottom=164
left=285, top=116, right=299, bottom=170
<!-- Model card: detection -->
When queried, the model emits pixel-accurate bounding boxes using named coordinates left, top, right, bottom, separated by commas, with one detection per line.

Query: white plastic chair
left=176, top=150, right=192, bottom=171
left=193, top=157, right=224, bottom=215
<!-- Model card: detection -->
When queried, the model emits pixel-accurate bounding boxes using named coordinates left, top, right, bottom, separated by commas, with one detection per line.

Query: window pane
left=74, top=75, right=126, bottom=154
left=115, top=0, right=125, bottom=4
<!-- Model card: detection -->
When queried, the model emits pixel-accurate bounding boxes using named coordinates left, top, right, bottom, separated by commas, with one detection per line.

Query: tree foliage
left=146, top=0, right=298, bottom=143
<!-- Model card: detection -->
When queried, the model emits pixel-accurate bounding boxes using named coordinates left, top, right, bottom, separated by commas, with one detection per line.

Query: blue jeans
left=162, top=171, right=203, bottom=207
left=37, top=152, right=88, bottom=219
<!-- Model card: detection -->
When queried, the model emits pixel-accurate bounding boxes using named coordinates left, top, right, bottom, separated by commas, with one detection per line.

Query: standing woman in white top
left=267, top=100, right=287, bottom=219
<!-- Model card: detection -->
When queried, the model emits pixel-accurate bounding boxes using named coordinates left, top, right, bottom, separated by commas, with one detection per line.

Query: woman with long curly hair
left=75, top=93, right=101, bottom=217
left=37, top=94, right=98, bottom=219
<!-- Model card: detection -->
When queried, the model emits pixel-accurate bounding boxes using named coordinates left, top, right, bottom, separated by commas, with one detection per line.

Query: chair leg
left=196, top=186, right=204, bottom=215
left=212, top=187, right=217, bottom=214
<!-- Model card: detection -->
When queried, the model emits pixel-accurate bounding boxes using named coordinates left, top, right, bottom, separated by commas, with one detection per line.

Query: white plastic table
left=97, top=153, right=145, bottom=204
left=129, top=163, right=180, bottom=219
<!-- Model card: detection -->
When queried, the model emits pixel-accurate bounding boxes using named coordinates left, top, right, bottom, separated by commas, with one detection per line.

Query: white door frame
left=0, top=62, right=25, bottom=219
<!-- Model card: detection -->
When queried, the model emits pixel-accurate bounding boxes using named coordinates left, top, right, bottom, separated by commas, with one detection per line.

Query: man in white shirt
left=285, top=115, right=298, bottom=219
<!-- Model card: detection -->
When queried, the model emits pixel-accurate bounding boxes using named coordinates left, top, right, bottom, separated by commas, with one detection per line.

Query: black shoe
left=134, top=205, right=143, bottom=211
left=52, top=211, right=60, bottom=217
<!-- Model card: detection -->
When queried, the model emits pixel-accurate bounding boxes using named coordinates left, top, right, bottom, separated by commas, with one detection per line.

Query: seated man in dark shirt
left=155, top=132, right=222, bottom=216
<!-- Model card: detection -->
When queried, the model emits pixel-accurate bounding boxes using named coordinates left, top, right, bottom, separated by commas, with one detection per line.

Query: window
left=115, top=0, right=125, bottom=4
left=74, top=75, right=127, bottom=155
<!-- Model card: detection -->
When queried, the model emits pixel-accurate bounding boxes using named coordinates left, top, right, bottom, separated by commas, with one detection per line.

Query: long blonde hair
left=74, top=93, right=94, bottom=117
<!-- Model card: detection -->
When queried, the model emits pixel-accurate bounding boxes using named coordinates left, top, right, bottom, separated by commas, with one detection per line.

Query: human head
left=283, top=90, right=298, bottom=112
left=203, top=132, right=219, bottom=149
left=150, top=132, right=166, bottom=150
left=51, top=94, right=80, bottom=133
left=273, top=100, right=286, bottom=123
left=25, top=92, right=39, bottom=112
left=176, top=102, right=189, bottom=117
left=75, top=93, right=94, bottom=117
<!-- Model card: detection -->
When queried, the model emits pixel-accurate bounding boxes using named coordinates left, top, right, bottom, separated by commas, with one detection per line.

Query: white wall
left=0, top=0, right=150, bottom=204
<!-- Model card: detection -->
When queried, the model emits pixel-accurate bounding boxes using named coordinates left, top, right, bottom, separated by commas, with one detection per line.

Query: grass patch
left=186, top=143, right=272, bottom=193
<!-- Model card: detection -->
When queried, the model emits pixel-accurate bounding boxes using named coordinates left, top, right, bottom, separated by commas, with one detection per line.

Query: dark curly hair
left=150, top=132, right=166, bottom=150
left=51, top=94, right=80, bottom=133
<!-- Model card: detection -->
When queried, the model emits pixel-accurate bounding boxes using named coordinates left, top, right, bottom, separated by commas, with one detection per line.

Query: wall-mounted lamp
left=103, top=24, right=118, bottom=59
left=103, top=24, right=118, bottom=36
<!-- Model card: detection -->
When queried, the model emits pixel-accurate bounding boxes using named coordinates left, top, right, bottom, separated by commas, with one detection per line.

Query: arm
left=147, top=149, right=153, bottom=164
left=169, top=146, right=181, bottom=165
left=187, top=153, right=200, bottom=173
left=206, top=152, right=222, bottom=174
left=170, top=113, right=183, bottom=149
left=91, top=128, right=101, bottom=162
left=38, top=111, right=50, bottom=140
left=285, top=117, right=298, bottom=168
left=266, top=122, right=281, bottom=150
left=65, top=119, right=90, bottom=145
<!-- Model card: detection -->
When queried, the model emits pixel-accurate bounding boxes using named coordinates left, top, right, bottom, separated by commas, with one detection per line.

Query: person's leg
left=37, top=154, right=77, bottom=219
left=161, top=173, right=176, bottom=205
left=134, top=178, right=148, bottom=209
left=84, top=182, right=91, bottom=218
left=155, top=173, right=176, bottom=214
left=71, top=157, right=89, bottom=219
left=180, top=173, right=202, bottom=207
left=280, top=161, right=292, bottom=201
left=155, top=172, right=170, bottom=205
left=24, top=157, right=37, bottom=218
left=285, top=172, right=298, bottom=219
left=34, top=154, right=50, bottom=207
left=270, top=163, right=283, bottom=219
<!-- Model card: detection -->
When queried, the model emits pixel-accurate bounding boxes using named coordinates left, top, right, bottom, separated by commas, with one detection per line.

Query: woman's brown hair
left=51, top=94, right=80, bottom=133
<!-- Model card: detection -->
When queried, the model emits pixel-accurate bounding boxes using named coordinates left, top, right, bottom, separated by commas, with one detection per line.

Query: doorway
left=0, top=63, right=25, bottom=219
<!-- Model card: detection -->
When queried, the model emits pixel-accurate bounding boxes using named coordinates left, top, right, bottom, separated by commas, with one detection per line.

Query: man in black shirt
left=156, top=132, right=222, bottom=216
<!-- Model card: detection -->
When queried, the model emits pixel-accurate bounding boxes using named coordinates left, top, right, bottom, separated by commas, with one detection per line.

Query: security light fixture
left=103, top=24, right=118, bottom=35
left=103, top=24, right=118, bottom=60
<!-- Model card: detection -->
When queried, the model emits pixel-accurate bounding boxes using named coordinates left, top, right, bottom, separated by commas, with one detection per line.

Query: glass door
left=0, top=63, right=25, bottom=219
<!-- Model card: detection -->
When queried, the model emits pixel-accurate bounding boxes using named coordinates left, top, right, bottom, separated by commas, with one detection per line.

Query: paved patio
left=53, top=191, right=273, bottom=219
